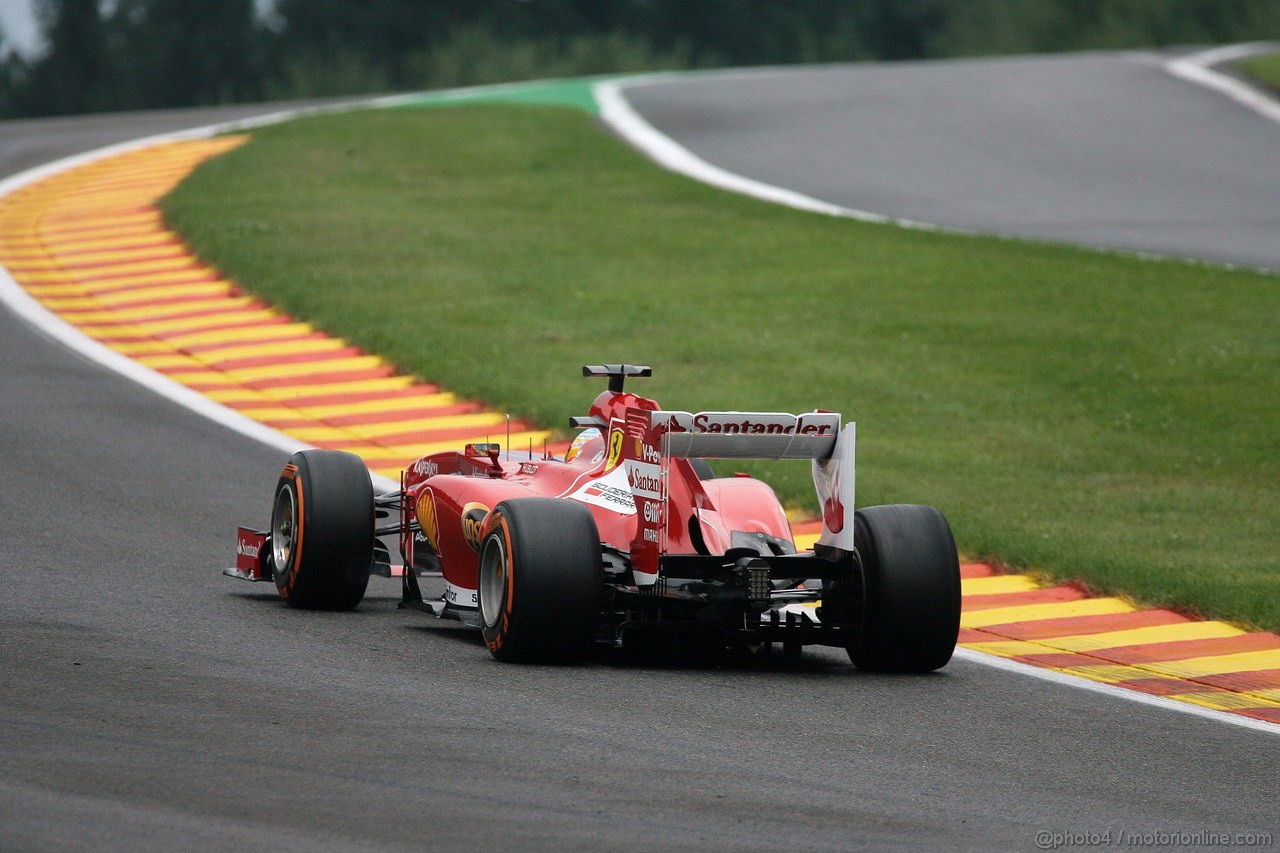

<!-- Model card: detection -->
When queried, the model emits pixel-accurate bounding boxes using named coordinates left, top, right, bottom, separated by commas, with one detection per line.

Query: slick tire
left=271, top=449, right=374, bottom=610
left=477, top=498, right=603, bottom=663
left=848, top=504, right=961, bottom=673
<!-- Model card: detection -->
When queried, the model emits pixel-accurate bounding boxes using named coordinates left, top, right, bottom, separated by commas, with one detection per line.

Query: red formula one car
left=227, top=364, right=961, bottom=671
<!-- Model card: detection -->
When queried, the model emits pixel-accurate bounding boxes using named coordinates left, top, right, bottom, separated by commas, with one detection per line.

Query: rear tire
left=271, top=450, right=374, bottom=610
left=477, top=499, right=603, bottom=663
left=848, top=504, right=960, bottom=673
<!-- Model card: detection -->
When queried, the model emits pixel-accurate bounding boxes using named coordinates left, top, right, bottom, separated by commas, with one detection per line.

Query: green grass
left=161, top=105, right=1280, bottom=631
left=1238, top=53, right=1280, bottom=91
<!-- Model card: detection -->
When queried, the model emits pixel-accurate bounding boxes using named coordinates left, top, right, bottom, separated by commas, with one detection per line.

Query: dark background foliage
left=1, top=0, right=1278, bottom=117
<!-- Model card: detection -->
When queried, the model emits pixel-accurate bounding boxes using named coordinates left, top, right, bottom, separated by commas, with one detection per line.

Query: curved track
left=623, top=50, right=1280, bottom=271
left=1, top=71, right=1277, bottom=851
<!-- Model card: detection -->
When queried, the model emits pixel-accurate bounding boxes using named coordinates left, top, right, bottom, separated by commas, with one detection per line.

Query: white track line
left=1165, top=42, right=1280, bottom=126
left=597, top=52, right=1280, bottom=276
left=0, top=268, right=307, bottom=457
left=0, top=77, right=632, bottom=493
left=0, top=100, right=419, bottom=491
left=953, top=649, right=1280, bottom=737
left=595, top=56, right=1280, bottom=737
left=1, top=66, right=1278, bottom=732
left=0, top=119, right=315, bottom=456
left=594, top=77, right=887, bottom=223
left=595, top=74, right=952, bottom=233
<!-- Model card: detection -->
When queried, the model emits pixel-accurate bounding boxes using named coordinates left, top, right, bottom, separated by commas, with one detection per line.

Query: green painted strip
left=389, top=76, right=617, bottom=115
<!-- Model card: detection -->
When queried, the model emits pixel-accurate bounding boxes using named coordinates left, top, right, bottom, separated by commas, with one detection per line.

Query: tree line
left=2, top=0, right=1278, bottom=118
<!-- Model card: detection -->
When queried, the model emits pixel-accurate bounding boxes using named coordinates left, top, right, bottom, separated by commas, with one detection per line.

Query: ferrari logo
left=606, top=427, right=624, bottom=470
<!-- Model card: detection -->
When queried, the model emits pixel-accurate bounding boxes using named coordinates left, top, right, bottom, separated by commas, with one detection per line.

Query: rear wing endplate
left=622, top=409, right=856, bottom=583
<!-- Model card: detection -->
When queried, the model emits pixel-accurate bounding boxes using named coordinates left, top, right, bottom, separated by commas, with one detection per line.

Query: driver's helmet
left=565, top=427, right=604, bottom=463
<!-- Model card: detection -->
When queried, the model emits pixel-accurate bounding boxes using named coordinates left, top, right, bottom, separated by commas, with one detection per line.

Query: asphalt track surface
left=1, top=63, right=1277, bottom=852
left=624, top=50, right=1280, bottom=271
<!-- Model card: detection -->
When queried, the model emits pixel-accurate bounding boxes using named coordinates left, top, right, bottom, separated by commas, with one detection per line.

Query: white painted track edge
left=0, top=76, right=643, bottom=492
left=0, top=98, right=439, bottom=493
left=1164, top=41, right=1280, bottom=126
left=595, top=49, right=1280, bottom=736
left=597, top=48, right=1280, bottom=276
left=954, top=649, right=1280, bottom=737
left=0, top=62, right=1275, bottom=731
left=594, top=75, right=942, bottom=229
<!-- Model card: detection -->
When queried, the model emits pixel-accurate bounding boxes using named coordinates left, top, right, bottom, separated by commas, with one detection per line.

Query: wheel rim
left=479, top=535, right=507, bottom=628
left=272, top=484, right=297, bottom=575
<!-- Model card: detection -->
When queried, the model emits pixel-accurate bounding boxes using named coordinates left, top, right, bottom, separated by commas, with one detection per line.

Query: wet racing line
left=0, top=82, right=1278, bottom=735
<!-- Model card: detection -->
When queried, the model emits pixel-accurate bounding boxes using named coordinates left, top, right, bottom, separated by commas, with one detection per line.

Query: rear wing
left=622, top=409, right=855, bottom=584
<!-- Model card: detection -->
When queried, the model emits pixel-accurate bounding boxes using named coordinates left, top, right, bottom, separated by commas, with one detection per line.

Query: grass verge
left=1238, top=52, right=1280, bottom=92
left=161, top=105, right=1279, bottom=631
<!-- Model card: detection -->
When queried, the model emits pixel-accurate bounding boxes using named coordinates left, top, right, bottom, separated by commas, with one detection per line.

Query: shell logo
left=415, top=490, right=440, bottom=547
left=461, top=502, right=491, bottom=552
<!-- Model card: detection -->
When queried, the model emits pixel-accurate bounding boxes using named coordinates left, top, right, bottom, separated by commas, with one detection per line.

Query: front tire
left=848, top=504, right=960, bottom=673
left=477, top=499, right=603, bottom=663
left=271, top=450, right=374, bottom=610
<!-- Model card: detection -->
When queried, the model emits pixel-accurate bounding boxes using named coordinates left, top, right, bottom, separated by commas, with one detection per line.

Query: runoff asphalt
left=623, top=50, right=1280, bottom=271
left=0, top=63, right=1277, bottom=851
